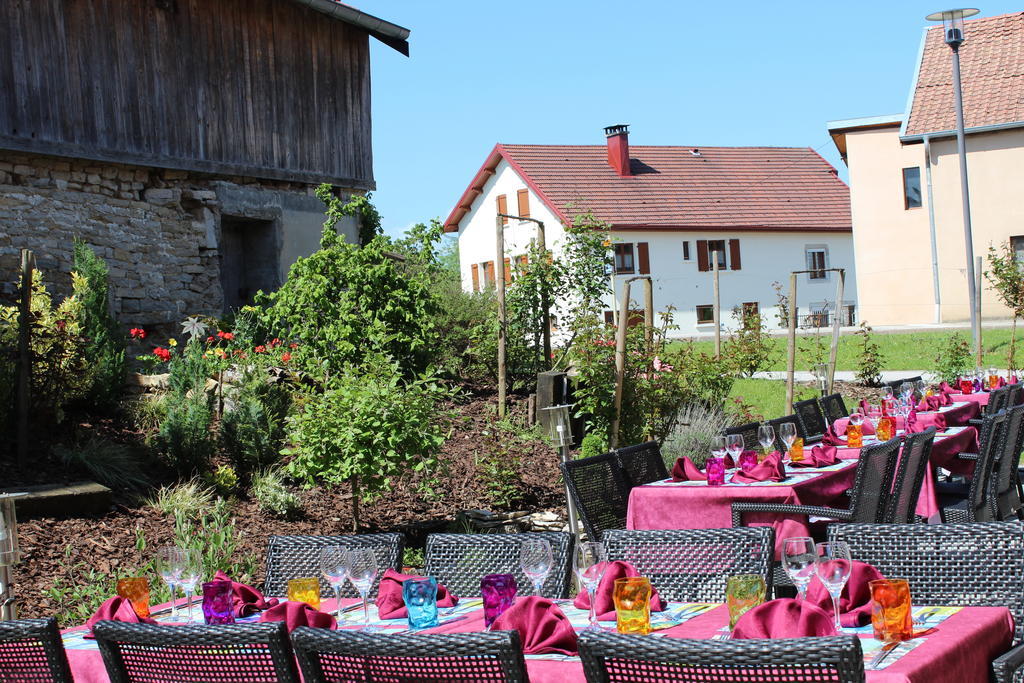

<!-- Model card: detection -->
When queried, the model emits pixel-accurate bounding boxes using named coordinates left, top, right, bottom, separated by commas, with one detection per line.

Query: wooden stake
left=827, top=269, right=845, bottom=394
left=495, top=216, right=507, bottom=418
left=610, top=280, right=632, bottom=449
left=16, top=249, right=34, bottom=466
left=536, top=221, right=552, bottom=370
left=713, top=252, right=721, bottom=359
left=642, top=278, right=654, bottom=356
left=976, top=255, right=983, bottom=367
left=785, top=272, right=798, bottom=415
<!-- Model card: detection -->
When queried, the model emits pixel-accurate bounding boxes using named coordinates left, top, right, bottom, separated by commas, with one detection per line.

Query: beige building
left=828, top=12, right=1024, bottom=326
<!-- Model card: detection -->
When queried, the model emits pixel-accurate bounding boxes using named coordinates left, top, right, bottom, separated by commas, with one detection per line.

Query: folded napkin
left=830, top=418, right=875, bottom=437
left=730, top=452, right=786, bottom=483
left=916, top=395, right=941, bottom=412
left=788, top=444, right=839, bottom=468
left=671, top=454, right=734, bottom=482
left=906, top=411, right=946, bottom=433
left=491, top=596, right=578, bottom=655
left=213, top=570, right=279, bottom=617
left=939, top=381, right=956, bottom=395
left=806, top=561, right=885, bottom=627
left=258, top=600, right=336, bottom=632
left=732, top=598, right=838, bottom=639
left=1012, top=375, right=1019, bottom=385
left=375, top=568, right=458, bottom=619
left=85, top=596, right=157, bottom=638
left=573, top=561, right=666, bottom=621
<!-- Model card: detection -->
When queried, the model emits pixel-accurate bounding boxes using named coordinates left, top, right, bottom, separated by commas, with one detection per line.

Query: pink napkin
left=491, top=596, right=578, bottom=655
left=258, top=600, right=336, bottom=632
left=937, top=391, right=953, bottom=406
left=671, top=454, right=734, bottom=482
left=916, top=396, right=941, bottom=412
left=939, top=381, right=956, bottom=395
left=213, top=570, right=279, bottom=617
left=907, top=411, right=946, bottom=433
left=732, top=598, right=838, bottom=639
left=806, top=561, right=885, bottom=627
left=1012, top=375, right=1019, bottom=385
left=375, top=568, right=458, bottom=619
left=573, top=561, right=666, bottom=620
left=730, top=453, right=786, bottom=483
left=788, top=444, right=839, bottom=468
left=85, top=596, right=157, bottom=638
left=830, top=418, right=875, bottom=437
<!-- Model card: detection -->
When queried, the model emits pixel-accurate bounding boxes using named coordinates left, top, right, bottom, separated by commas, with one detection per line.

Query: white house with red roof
left=444, top=125, right=856, bottom=336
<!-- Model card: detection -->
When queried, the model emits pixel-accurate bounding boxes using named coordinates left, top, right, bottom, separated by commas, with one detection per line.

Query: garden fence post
left=495, top=216, right=507, bottom=418
left=642, top=277, right=653, bottom=356
left=827, top=268, right=845, bottom=394
left=536, top=221, right=552, bottom=370
left=713, top=251, right=721, bottom=359
left=610, top=280, right=632, bottom=449
left=785, top=272, right=798, bottom=414
left=16, top=249, right=34, bottom=467
left=976, top=255, right=983, bottom=367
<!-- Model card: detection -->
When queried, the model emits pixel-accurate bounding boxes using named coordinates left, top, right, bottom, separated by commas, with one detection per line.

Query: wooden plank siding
left=0, top=0, right=375, bottom=188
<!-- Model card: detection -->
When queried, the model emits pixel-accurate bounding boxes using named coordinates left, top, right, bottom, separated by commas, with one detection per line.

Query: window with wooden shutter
left=485, top=260, right=495, bottom=286
left=613, top=244, right=635, bottom=274
left=707, top=240, right=727, bottom=269
left=682, top=241, right=690, bottom=261
left=696, top=240, right=709, bottom=272
left=637, top=242, right=650, bottom=274
left=496, top=195, right=508, bottom=224
left=517, top=189, right=530, bottom=218
left=503, top=257, right=512, bottom=284
left=471, top=263, right=480, bottom=292
left=729, top=239, right=741, bottom=271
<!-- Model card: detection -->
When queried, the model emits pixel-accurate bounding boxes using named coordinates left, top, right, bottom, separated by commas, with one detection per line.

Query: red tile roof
left=905, top=12, right=1024, bottom=137
left=444, top=143, right=851, bottom=233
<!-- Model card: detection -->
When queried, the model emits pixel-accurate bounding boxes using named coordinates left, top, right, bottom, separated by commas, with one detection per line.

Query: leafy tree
left=854, top=322, right=885, bottom=386
left=932, top=332, right=973, bottom=384
left=72, top=239, right=126, bottom=410
left=986, top=243, right=1024, bottom=370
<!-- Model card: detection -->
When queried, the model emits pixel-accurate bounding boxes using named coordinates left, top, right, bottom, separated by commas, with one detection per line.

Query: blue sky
left=354, top=1, right=1021, bottom=237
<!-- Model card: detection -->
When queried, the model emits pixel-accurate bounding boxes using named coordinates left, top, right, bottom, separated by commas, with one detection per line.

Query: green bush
left=53, top=437, right=151, bottom=492
left=250, top=469, right=302, bottom=518
left=205, top=464, right=239, bottom=495
left=72, top=239, right=126, bottom=410
left=854, top=323, right=885, bottom=386
left=723, top=308, right=777, bottom=377
left=173, top=498, right=258, bottom=583
left=221, top=369, right=290, bottom=476
left=145, top=479, right=215, bottom=518
left=156, top=391, right=215, bottom=475
left=933, top=332, right=973, bottom=384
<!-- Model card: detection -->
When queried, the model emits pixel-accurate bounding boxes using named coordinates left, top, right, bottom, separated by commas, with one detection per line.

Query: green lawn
left=729, top=378, right=820, bottom=421
left=686, top=327, right=1019, bottom=371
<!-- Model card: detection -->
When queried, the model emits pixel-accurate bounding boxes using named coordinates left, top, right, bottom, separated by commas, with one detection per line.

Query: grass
left=729, top=378, right=820, bottom=421
left=687, top=327, right=1019, bottom=372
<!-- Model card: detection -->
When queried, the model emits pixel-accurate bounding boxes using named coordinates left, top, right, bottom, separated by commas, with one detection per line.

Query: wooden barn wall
left=0, top=0, right=374, bottom=188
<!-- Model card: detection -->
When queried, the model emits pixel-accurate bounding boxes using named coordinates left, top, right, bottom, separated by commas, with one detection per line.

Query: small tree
left=932, top=332, right=973, bottom=383
left=723, top=306, right=777, bottom=377
left=854, top=322, right=885, bottom=387
left=986, top=243, right=1024, bottom=370
left=72, top=240, right=126, bottom=410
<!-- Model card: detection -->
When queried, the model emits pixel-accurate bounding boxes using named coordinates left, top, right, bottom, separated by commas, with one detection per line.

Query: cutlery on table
left=868, top=641, right=900, bottom=670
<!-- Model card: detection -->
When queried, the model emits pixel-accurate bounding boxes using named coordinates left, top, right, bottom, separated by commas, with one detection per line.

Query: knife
left=869, top=641, right=900, bottom=669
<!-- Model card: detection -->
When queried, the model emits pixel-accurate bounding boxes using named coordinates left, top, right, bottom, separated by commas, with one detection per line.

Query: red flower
left=254, top=345, right=266, bottom=353
left=270, top=338, right=281, bottom=347
left=153, top=347, right=171, bottom=362
left=206, top=336, right=215, bottom=343
left=281, top=352, right=292, bottom=363
left=233, top=349, right=246, bottom=358
left=222, top=332, right=234, bottom=341
left=129, top=327, right=146, bottom=339
left=289, top=342, right=298, bottom=350
left=216, top=330, right=226, bottom=339
left=56, top=320, right=67, bottom=332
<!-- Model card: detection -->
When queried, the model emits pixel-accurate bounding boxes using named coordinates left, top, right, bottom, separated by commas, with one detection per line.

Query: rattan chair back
left=765, top=415, right=800, bottom=452
left=559, top=452, right=630, bottom=542
left=962, top=410, right=1009, bottom=522
left=794, top=399, right=828, bottom=443
left=602, top=528, right=774, bottom=602
left=828, top=522, right=1024, bottom=642
left=994, top=404, right=1024, bottom=520
left=94, top=621, right=299, bottom=683
left=886, top=428, right=935, bottom=523
left=987, top=386, right=1013, bottom=417
left=0, top=617, right=72, bottom=682
left=424, top=532, right=573, bottom=598
left=264, top=533, right=403, bottom=599
left=847, top=437, right=902, bottom=523
left=724, top=422, right=761, bottom=454
left=614, top=441, right=669, bottom=486
left=578, top=630, right=865, bottom=682
left=820, top=393, right=849, bottom=423
left=292, top=627, right=528, bottom=683
left=1007, top=382, right=1023, bottom=407
left=885, top=376, right=922, bottom=395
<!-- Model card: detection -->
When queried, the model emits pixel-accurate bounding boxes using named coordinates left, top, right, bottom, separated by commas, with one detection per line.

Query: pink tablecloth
left=833, top=401, right=980, bottom=431
left=627, top=462, right=858, bottom=558
left=951, top=391, right=990, bottom=407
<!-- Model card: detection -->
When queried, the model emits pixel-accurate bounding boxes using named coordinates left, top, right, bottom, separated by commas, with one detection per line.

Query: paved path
left=751, top=370, right=933, bottom=382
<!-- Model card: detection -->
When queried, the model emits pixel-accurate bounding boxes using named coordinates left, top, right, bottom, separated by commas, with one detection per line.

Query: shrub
left=173, top=498, right=258, bottom=583
left=72, top=239, right=126, bottom=411
left=205, top=465, right=239, bottom=495
left=854, top=323, right=885, bottom=387
left=53, top=437, right=151, bottom=492
left=933, top=332, right=973, bottom=384
left=156, top=391, right=215, bottom=475
left=723, top=307, right=777, bottom=377
left=124, top=393, right=169, bottom=434
left=221, top=369, right=290, bottom=476
left=250, top=469, right=302, bottom=517
left=146, top=480, right=215, bottom=518
left=661, top=403, right=730, bottom=469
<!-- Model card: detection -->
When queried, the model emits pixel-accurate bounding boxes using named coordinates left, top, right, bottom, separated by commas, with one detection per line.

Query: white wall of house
left=456, top=159, right=858, bottom=337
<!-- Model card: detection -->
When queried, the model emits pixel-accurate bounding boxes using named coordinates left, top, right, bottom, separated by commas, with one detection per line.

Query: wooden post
left=712, top=251, right=721, bottom=359
left=976, top=255, right=984, bottom=367
left=16, top=249, right=34, bottom=466
left=536, top=221, right=552, bottom=370
left=495, top=216, right=507, bottom=418
left=610, top=280, right=633, bottom=449
left=827, top=269, right=845, bottom=394
left=642, top=277, right=654, bottom=356
left=785, top=272, right=798, bottom=415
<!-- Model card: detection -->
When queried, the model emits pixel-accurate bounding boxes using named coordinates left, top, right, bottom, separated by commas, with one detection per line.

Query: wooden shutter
left=485, top=261, right=495, bottom=285
left=604, top=311, right=615, bottom=325
left=696, top=240, right=709, bottom=272
left=471, top=263, right=479, bottom=291
left=496, top=195, right=508, bottom=224
left=503, top=257, right=512, bottom=283
left=517, top=189, right=530, bottom=218
left=729, top=239, right=741, bottom=270
left=518, top=254, right=528, bottom=267
left=637, top=242, right=650, bottom=274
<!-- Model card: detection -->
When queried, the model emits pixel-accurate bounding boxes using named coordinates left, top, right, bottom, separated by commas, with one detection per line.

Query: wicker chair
left=614, top=441, right=669, bottom=486
left=764, top=415, right=800, bottom=451
left=886, top=428, right=936, bottom=524
left=292, top=627, right=527, bottom=682
left=94, top=621, right=299, bottom=683
left=0, top=617, right=72, bottom=682
left=560, top=452, right=631, bottom=542
left=885, top=376, right=922, bottom=395
left=793, top=399, right=828, bottom=443
left=992, top=405, right=1024, bottom=521
left=970, top=385, right=1012, bottom=427
left=732, top=436, right=902, bottom=528
left=264, top=533, right=403, bottom=599
left=1009, top=383, right=1024, bottom=407
left=578, top=630, right=865, bottom=682
left=820, top=393, right=849, bottom=423
left=602, top=528, right=774, bottom=602
left=724, top=422, right=761, bottom=453
left=424, top=532, right=574, bottom=598
left=940, top=410, right=1008, bottom=523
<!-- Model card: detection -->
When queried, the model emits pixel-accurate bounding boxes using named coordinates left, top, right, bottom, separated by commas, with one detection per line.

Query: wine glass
left=347, top=548, right=378, bottom=630
left=899, top=382, right=914, bottom=403
left=779, top=423, right=797, bottom=458
left=177, top=549, right=202, bottom=624
left=155, top=546, right=184, bottom=620
left=782, top=537, right=816, bottom=601
left=757, top=425, right=775, bottom=456
left=574, top=541, right=607, bottom=630
left=725, top=434, right=744, bottom=463
left=815, top=541, right=852, bottom=633
left=319, top=546, right=349, bottom=616
left=882, top=385, right=894, bottom=401
left=520, top=538, right=554, bottom=597
left=710, top=435, right=727, bottom=460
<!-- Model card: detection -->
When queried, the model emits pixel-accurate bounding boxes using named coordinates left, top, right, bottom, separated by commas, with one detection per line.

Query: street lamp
left=925, top=8, right=981, bottom=360
left=539, top=404, right=580, bottom=539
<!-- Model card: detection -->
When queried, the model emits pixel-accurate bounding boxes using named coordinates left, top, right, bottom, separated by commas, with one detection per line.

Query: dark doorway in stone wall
left=219, top=216, right=280, bottom=314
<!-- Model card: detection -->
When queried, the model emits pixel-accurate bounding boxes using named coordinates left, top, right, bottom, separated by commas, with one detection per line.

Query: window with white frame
left=805, top=246, right=828, bottom=281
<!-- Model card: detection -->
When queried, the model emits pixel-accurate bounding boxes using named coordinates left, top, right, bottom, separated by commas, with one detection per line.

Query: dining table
left=62, top=596, right=1013, bottom=683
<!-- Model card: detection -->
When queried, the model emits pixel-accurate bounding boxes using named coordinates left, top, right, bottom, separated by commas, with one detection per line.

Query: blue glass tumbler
left=480, top=574, right=517, bottom=629
left=402, top=577, right=439, bottom=630
left=201, top=580, right=235, bottom=625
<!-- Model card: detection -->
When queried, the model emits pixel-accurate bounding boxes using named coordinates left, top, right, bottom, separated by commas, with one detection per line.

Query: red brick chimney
left=604, top=124, right=631, bottom=176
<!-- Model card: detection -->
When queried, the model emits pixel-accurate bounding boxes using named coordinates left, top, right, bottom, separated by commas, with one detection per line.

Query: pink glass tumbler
left=481, top=574, right=517, bottom=628
left=201, top=580, right=235, bottom=625
left=738, top=451, right=758, bottom=472
left=706, top=457, right=726, bottom=486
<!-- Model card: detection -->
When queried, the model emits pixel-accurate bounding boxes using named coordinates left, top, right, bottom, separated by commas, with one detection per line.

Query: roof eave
left=900, top=119, right=1024, bottom=143
left=289, top=0, right=410, bottom=55
left=900, top=27, right=931, bottom=138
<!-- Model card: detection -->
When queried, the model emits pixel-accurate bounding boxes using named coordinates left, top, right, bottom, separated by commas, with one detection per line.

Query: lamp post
left=0, top=493, right=27, bottom=620
left=925, top=8, right=981, bottom=360
left=540, top=404, right=580, bottom=539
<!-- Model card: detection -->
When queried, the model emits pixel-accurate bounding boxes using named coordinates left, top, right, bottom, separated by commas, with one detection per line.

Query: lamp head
left=925, top=8, right=980, bottom=47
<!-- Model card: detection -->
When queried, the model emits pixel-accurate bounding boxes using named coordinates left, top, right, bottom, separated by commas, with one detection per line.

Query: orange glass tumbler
left=287, top=577, right=321, bottom=610
left=613, top=577, right=652, bottom=635
left=116, top=577, right=151, bottom=619
left=846, top=424, right=862, bottom=448
left=869, top=579, right=913, bottom=642
left=789, top=438, right=804, bottom=462
left=876, top=416, right=894, bottom=442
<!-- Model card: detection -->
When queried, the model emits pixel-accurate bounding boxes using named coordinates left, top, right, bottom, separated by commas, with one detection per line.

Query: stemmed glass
left=900, top=382, right=915, bottom=404
left=177, top=549, right=202, bottom=623
left=710, top=436, right=727, bottom=460
left=520, top=538, right=554, bottom=597
left=319, top=546, right=349, bottom=616
left=725, top=434, right=744, bottom=464
left=815, top=541, right=852, bottom=633
left=574, top=541, right=607, bottom=631
left=156, top=546, right=184, bottom=621
left=864, top=403, right=881, bottom=439
left=779, top=423, right=797, bottom=459
left=782, top=537, right=816, bottom=601
left=757, top=425, right=775, bottom=458
left=347, top=548, right=378, bottom=630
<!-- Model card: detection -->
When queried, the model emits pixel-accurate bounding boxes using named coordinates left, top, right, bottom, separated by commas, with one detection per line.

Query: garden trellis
left=784, top=267, right=845, bottom=414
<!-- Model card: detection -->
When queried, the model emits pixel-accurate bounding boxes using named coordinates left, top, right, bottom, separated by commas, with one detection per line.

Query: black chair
left=992, top=404, right=1024, bottom=521
left=264, top=533, right=403, bottom=598
left=0, top=617, right=72, bottom=682
left=560, top=452, right=631, bottom=542
left=765, top=415, right=800, bottom=452
left=793, top=398, right=828, bottom=443
left=820, top=393, right=849, bottom=423
left=969, top=385, right=1012, bottom=427
left=885, top=376, right=922, bottom=395
left=732, top=437, right=902, bottom=528
left=424, top=532, right=574, bottom=598
left=578, top=630, right=865, bottom=682
left=1008, top=382, right=1024, bottom=407
left=94, top=621, right=300, bottom=683
left=291, top=627, right=528, bottom=683
left=602, top=528, right=774, bottom=602
left=614, top=441, right=668, bottom=486
left=886, top=428, right=936, bottom=523
left=724, top=422, right=761, bottom=453
left=940, top=410, right=1008, bottom=523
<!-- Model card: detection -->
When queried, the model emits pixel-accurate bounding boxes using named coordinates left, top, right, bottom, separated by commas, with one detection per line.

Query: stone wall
left=0, top=150, right=355, bottom=329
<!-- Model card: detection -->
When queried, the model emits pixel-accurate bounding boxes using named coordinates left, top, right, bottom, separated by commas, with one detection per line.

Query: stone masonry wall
left=0, top=150, right=325, bottom=330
